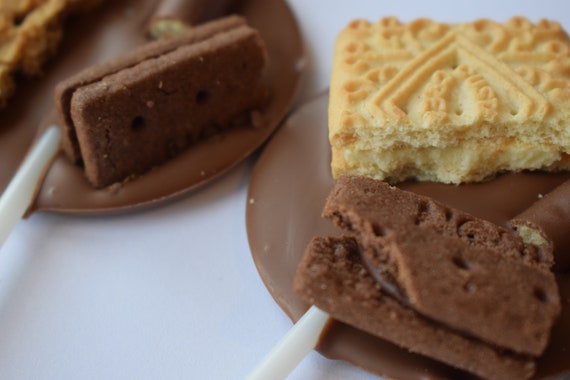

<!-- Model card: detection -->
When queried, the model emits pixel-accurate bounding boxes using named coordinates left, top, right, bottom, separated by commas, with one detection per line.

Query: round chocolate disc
left=246, top=93, right=570, bottom=380
left=0, top=0, right=303, bottom=213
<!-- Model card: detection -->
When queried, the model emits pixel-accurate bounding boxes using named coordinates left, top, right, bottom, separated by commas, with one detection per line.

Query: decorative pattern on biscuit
left=329, top=17, right=570, bottom=184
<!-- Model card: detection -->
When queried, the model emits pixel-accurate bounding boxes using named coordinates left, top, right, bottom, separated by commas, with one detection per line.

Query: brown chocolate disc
left=246, top=93, right=570, bottom=380
left=0, top=0, right=303, bottom=213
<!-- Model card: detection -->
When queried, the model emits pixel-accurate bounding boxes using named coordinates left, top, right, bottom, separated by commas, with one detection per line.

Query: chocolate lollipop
left=246, top=93, right=570, bottom=380
left=56, top=15, right=268, bottom=189
left=0, top=0, right=303, bottom=246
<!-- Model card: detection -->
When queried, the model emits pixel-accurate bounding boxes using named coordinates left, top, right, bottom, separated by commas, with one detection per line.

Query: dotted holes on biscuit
left=131, top=116, right=146, bottom=131
left=533, top=287, right=548, bottom=303
left=463, top=282, right=477, bottom=293
left=452, top=256, right=471, bottom=270
left=414, top=200, right=430, bottom=226
left=371, top=223, right=389, bottom=237
left=196, top=90, right=209, bottom=105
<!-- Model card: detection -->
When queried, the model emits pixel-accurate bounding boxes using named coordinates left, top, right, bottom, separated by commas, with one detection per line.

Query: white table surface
left=2, top=1, right=570, bottom=379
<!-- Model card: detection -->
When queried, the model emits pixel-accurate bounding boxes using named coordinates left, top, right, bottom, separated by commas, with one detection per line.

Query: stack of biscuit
left=55, top=15, right=269, bottom=188
left=295, top=176, right=560, bottom=380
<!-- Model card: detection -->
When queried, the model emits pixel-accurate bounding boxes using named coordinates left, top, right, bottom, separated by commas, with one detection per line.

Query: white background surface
left=2, top=1, right=570, bottom=379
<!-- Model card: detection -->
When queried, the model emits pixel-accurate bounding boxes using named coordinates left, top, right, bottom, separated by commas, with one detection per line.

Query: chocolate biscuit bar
left=295, top=236, right=535, bottom=380
left=56, top=15, right=268, bottom=188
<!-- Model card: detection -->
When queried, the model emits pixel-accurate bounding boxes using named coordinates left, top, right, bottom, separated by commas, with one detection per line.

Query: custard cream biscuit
left=329, top=17, right=570, bottom=184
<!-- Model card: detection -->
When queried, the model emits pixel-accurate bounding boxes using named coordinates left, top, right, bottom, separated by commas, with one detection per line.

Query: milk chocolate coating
left=246, top=93, right=570, bottom=379
left=511, top=180, right=570, bottom=272
left=0, top=0, right=303, bottom=213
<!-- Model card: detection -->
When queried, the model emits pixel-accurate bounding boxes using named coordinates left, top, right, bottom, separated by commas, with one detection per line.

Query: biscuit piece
left=0, top=0, right=102, bottom=107
left=56, top=16, right=268, bottom=188
left=294, top=236, right=535, bottom=380
left=329, top=17, right=570, bottom=184
left=510, top=179, right=570, bottom=271
left=322, top=175, right=560, bottom=357
left=294, top=175, right=562, bottom=379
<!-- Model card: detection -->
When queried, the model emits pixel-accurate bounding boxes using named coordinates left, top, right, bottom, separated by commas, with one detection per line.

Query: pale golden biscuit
left=329, top=17, right=570, bottom=184
left=0, top=0, right=102, bottom=108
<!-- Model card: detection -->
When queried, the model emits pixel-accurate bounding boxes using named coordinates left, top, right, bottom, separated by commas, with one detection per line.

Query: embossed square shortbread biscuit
left=329, top=17, right=570, bottom=184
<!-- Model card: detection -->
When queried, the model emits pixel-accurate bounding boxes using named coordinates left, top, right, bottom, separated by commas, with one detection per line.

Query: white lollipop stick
left=0, top=126, right=61, bottom=249
left=247, top=305, right=330, bottom=380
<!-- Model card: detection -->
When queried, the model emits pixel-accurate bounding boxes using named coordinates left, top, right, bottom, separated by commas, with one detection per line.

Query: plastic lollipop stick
left=247, top=305, right=330, bottom=380
left=0, top=126, right=61, bottom=249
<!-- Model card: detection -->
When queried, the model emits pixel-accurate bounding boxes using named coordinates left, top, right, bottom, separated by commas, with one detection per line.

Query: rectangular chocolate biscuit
left=294, top=235, right=535, bottom=380
left=55, top=15, right=268, bottom=187
left=322, top=176, right=560, bottom=356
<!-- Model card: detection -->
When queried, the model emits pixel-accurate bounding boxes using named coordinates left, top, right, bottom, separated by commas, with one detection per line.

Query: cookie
left=322, top=175, right=560, bottom=356
left=56, top=15, right=269, bottom=188
left=329, top=17, right=570, bottom=184
left=294, top=236, right=535, bottom=380
left=0, top=0, right=102, bottom=107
